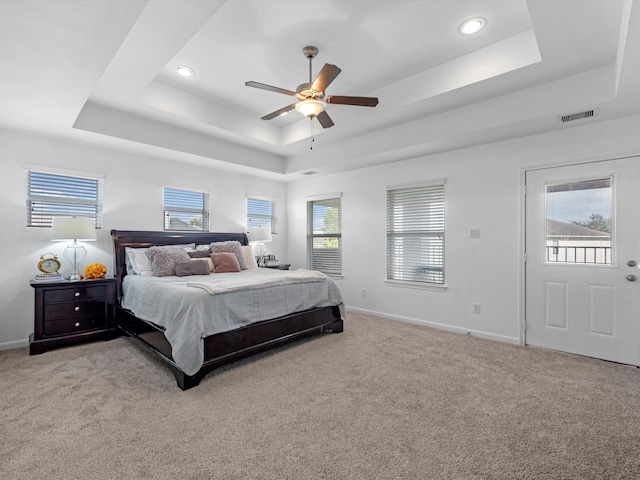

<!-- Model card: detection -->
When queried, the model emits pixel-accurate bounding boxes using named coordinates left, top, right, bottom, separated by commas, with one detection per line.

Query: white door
left=525, top=158, right=640, bottom=365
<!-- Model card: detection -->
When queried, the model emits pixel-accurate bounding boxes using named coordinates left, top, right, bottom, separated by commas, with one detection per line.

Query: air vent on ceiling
left=301, top=171, right=318, bottom=175
left=557, top=108, right=597, bottom=124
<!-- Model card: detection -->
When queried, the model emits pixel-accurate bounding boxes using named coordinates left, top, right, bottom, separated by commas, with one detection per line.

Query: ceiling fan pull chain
left=310, top=118, right=314, bottom=150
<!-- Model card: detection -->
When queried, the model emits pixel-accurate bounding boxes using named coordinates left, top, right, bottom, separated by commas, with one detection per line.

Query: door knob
left=627, top=260, right=637, bottom=267
left=626, top=274, right=637, bottom=282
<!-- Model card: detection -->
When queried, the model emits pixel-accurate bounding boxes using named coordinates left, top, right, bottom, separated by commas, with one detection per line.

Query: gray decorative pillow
left=145, top=246, right=191, bottom=277
left=209, top=241, right=247, bottom=270
left=187, top=249, right=211, bottom=258
left=175, top=260, right=211, bottom=277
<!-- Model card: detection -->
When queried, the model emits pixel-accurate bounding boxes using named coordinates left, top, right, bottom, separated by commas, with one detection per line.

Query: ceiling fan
left=245, top=46, right=379, bottom=129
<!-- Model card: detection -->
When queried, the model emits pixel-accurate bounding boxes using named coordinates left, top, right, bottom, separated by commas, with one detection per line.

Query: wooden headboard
left=110, top=229, right=249, bottom=303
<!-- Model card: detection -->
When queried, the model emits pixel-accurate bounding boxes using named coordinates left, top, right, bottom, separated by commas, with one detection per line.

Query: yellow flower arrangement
left=84, top=262, right=107, bottom=279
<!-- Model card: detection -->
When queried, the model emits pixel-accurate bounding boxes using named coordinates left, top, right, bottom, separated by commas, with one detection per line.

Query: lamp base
left=255, top=242, right=267, bottom=267
left=64, top=242, right=87, bottom=282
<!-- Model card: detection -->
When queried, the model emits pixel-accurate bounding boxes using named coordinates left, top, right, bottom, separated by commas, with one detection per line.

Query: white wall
left=3, top=114, right=640, bottom=350
left=0, top=129, right=287, bottom=348
left=287, top=114, right=640, bottom=344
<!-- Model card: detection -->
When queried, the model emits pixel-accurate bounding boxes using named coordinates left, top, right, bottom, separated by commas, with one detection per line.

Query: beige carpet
left=1, top=312, right=639, bottom=479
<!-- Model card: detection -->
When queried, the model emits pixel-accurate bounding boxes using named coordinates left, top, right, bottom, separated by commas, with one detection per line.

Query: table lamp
left=248, top=226, right=272, bottom=267
left=51, top=217, right=97, bottom=281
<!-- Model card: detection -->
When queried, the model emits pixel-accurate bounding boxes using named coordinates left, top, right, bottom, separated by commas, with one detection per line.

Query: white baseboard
left=1, top=310, right=520, bottom=352
left=0, top=338, right=29, bottom=351
left=345, top=306, right=521, bottom=345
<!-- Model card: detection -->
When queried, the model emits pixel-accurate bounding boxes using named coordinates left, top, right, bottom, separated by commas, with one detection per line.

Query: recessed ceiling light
left=174, top=65, right=195, bottom=77
left=459, top=17, right=486, bottom=35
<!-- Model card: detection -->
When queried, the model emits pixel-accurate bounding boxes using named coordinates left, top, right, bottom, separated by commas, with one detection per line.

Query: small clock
left=38, top=253, right=61, bottom=275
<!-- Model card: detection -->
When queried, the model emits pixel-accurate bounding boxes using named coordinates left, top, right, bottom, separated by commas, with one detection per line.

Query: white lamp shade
left=51, top=217, right=97, bottom=241
left=248, top=226, right=272, bottom=243
left=295, top=99, right=326, bottom=118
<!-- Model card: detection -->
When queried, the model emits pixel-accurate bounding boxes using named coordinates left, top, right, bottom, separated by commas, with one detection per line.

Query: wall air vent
left=557, top=109, right=597, bottom=124
left=301, top=171, right=318, bottom=175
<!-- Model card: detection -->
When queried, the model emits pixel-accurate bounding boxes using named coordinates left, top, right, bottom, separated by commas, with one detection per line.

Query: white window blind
left=27, top=170, right=103, bottom=228
left=307, top=197, right=341, bottom=275
left=164, top=187, right=209, bottom=231
left=387, top=183, right=445, bottom=284
left=247, top=197, right=276, bottom=233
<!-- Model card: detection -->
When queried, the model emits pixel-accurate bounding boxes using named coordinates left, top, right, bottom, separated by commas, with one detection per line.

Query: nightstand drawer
left=43, top=300, right=107, bottom=321
left=44, top=316, right=108, bottom=336
left=43, top=285, right=106, bottom=303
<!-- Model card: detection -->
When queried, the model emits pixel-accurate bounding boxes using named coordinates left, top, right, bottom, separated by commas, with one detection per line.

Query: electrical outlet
left=469, top=228, right=481, bottom=238
left=362, top=288, right=367, bottom=297
left=472, top=303, right=481, bottom=314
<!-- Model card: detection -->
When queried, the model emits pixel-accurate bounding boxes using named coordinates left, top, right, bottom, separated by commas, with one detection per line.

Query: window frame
left=247, top=196, right=277, bottom=234
left=163, top=187, right=210, bottom=232
left=386, top=180, right=446, bottom=290
left=307, top=195, right=342, bottom=276
left=26, top=169, right=103, bottom=228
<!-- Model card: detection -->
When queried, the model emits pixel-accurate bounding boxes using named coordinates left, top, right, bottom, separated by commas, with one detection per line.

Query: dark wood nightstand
left=29, top=277, right=117, bottom=355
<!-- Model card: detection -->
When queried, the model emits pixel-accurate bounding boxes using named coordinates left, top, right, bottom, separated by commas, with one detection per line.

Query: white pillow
left=174, top=243, right=197, bottom=250
left=125, top=247, right=153, bottom=276
left=241, top=245, right=259, bottom=269
left=126, top=244, right=196, bottom=276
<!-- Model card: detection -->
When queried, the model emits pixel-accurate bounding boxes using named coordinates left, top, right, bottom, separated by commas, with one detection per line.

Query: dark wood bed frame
left=111, top=229, right=343, bottom=390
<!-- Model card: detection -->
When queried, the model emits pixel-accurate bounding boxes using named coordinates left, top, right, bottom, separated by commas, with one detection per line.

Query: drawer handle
left=74, top=292, right=81, bottom=297
left=75, top=322, right=80, bottom=327
left=74, top=306, right=80, bottom=312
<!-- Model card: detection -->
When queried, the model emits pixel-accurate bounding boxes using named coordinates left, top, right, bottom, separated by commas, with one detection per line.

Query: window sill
left=384, top=279, right=448, bottom=292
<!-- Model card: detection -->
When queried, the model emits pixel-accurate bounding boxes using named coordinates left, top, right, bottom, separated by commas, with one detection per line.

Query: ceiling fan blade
left=245, top=81, right=296, bottom=96
left=261, top=103, right=296, bottom=120
left=316, top=110, right=334, bottom=129
left=326, top=95, right=379, bottom=107
left=311, top=64, right=342, bottom=92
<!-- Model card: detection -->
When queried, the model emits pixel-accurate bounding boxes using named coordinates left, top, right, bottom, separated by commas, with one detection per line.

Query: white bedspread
left=122, top=268, right=344, bottom=375
left=186, top=268, right=326, bottom=294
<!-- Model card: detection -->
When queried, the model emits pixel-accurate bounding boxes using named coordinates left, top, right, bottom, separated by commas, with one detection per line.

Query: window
left=27, top=170, right=103, bottom=228
left=387, top=182, right=445, bottom=285
left=247, top=197, right=276, bottom=233
left=307, top=196, right=341, bottom=275
left=545, top=177, right=612, bottom=264
left=163, top=187, right=209, bottom=231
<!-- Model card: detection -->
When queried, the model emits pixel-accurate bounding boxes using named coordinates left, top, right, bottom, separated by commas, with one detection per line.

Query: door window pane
left=545, top=178, right=612, bottom=264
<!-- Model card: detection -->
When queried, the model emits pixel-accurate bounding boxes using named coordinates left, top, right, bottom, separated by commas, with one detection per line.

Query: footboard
left=116, top=304, right=342, bottom=390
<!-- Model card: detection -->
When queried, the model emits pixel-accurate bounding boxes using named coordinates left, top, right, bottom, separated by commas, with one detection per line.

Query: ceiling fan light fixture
left=245, top=45, right=378, bottom=131
left=459, top=17, right=486, bottom=35
left=174, top=65, right=195, bottom=77
left=295, top=99, right=326, bottom=118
